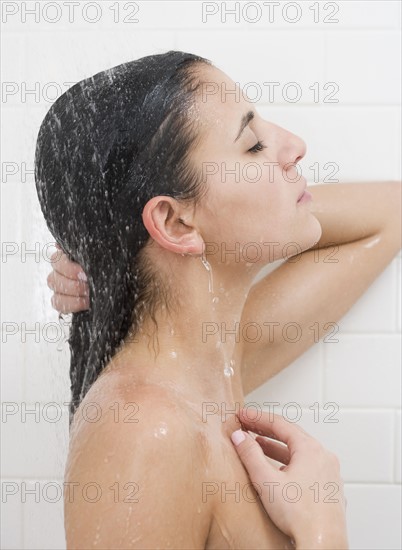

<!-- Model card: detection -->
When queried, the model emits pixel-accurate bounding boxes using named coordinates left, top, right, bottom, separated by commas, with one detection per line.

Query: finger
left=51, top=293, right=90, bottom=314
left=231, top=429, right=278, bottom=487
left=47, top=270, right=89, bottom=298
left=255, top=436, right=291, bottom=465
left=50, top=250, right=87, bottom=281
left=238, top=408, right=310, bottom=450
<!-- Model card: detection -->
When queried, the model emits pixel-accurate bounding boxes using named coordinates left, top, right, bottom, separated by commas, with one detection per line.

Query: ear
left=141, top=196, right=204, bottom=255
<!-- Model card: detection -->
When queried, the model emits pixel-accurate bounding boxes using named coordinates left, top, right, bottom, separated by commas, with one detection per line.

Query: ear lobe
left=141, top=196, right=204, bottom=255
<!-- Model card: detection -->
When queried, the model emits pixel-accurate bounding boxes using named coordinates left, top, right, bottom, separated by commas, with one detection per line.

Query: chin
left=301, top=217, right=323, bottom=252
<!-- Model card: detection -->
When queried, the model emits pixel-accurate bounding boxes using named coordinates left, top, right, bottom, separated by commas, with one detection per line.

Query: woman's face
left=191, top=64, right=322, bottom=267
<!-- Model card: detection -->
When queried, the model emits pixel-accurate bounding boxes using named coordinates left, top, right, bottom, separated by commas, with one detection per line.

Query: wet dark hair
left=34, top=51, right=211, bottom=426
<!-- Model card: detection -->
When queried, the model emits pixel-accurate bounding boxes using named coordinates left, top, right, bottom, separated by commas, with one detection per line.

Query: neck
left=108, top=252, right=260, bottom=415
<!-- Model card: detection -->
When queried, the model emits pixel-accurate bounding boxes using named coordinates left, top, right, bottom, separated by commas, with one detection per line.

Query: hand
left=231, top=408, right=348, bottom=549
left=47, top=243, right=90, bottom=314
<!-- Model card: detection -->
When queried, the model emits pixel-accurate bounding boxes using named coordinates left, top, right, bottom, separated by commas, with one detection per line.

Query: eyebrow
left=234, top=111, right=254, bottom=143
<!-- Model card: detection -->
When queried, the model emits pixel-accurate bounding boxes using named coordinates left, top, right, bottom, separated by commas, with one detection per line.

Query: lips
left=297, top=185, right=307, bottom=202
left=297, top=178, right=313, bottom=204
left=295, top=175, right=308, bottom=203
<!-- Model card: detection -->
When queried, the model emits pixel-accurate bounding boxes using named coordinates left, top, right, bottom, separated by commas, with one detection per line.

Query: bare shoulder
left=65, top=372, right=213, bottom=549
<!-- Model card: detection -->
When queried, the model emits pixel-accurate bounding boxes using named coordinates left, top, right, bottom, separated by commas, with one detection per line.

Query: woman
left=37, top=50, right=401, bottom=548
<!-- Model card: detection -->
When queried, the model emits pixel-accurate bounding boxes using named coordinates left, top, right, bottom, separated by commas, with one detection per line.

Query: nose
left=277, top=128, right=307, bottom=171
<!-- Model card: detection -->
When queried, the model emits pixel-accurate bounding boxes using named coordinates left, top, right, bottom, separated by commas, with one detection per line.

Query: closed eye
left=248, top=140, right=267, bottom=154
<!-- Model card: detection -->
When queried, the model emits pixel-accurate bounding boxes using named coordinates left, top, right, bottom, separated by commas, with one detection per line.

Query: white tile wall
left=326, top=31, right=401, bottom=104
left=334, top=261, right=398, bottom=332
left=1, top=325, right=24, bottom=403
left=1, top=1, right=400, bottom=548
left=0, top=480, right=23, bottom=550
left=344, top=484, right=402, bottom=550
left=395, top=410, right=402, bottom=484
left=397, top=257, right=402, bottom=331
left=246, top=341, right=324, bottom=406
left=324, top=335, right=401, bottom=407
left=1, top=407, right=68, bottom=479
left=22, top=480, right=66, bottom=550
left=294, top=408, right=395, bottom=483
left=176, top=29, right=327, bottom=93
left=260, top=106, right=401, bottom=182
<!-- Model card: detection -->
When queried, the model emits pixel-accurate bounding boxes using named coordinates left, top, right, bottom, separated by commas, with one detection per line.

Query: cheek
left=200, top=169, right=309, bottom=243
left=254, top=184, right=291, bottom=233
left=200, top=181, right=258, bottom=246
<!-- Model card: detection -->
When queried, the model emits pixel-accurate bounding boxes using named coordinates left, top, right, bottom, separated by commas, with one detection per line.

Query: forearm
left=308, top=181, right=401, bottom=250
left=294, top=512, right=349, bottom=550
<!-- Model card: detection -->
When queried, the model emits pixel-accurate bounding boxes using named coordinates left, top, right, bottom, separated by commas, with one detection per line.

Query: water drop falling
left=201, top=252, right=214, bottom=293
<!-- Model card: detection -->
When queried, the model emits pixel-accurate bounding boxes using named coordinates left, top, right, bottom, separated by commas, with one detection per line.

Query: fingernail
left=77, top=271, right=87, bottom=282
left=231, top=429, right=246, bottom=446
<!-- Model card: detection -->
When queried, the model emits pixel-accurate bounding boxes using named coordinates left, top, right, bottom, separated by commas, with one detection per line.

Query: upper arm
left=65, top=389, right=212, bottom=549
left=240, top=242, right=357, bottom=393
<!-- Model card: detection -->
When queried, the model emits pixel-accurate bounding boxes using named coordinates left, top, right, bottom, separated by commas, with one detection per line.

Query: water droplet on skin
left=154, top=422, right=168, bottom=438
left=212, top=297, right=219, bottom=304
left=223, top=359, right=235, bottom=377
left=224, top=365, right=234, bottom=377
left=169, top=350, right=177, bottom=359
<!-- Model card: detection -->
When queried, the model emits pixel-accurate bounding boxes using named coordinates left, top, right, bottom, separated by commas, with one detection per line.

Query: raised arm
left=241, top=181, right=401, bottom=394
